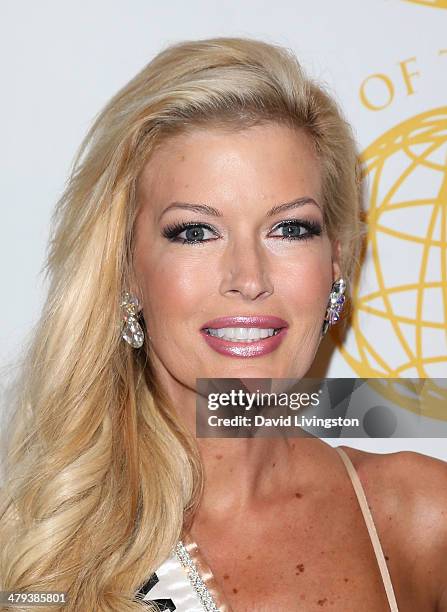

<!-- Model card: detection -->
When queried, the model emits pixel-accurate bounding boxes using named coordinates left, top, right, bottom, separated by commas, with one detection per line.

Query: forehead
left=137, top=123, right=322, bottom=210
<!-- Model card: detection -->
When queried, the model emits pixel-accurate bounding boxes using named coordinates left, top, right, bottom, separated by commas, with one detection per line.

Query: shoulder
left=338, top=445, right=447, bottom=609
left=337, top=444, right=447, bottom=506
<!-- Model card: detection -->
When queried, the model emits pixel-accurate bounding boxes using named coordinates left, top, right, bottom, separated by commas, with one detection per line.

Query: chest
left=187, top=491, right=426, bottom=612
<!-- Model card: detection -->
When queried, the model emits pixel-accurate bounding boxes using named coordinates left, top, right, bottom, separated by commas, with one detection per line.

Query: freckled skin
left=131, top=125, right=447, bottom=610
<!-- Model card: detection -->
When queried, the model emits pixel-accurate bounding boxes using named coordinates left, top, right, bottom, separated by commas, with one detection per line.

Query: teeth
left=204, top=327, right=279, bottom=341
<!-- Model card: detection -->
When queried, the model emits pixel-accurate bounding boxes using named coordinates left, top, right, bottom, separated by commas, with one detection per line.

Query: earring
left=321, top=278, right=346, bottom=337
left=121, top=291, right=145, bottom=348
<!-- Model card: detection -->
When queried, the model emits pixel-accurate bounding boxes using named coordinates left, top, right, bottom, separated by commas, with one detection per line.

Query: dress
left=134, top=446, right=399, bottom=611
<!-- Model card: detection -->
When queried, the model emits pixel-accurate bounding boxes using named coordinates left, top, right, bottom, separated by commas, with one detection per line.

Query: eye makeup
left=161, top=218, right=323, bottom=246
left=162, top=221, right=218, bottom=245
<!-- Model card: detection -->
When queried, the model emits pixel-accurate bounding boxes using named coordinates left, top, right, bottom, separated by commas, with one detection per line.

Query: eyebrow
left=158, top=197, right=321, bottom=221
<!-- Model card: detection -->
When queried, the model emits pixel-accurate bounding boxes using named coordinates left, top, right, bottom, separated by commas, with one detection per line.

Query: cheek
left=137, top=251, right=210, bottom=325
left=276, top=243, right=333, bottom=313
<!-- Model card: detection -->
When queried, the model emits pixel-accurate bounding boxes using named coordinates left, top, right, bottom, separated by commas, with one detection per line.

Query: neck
left=154, top=362, right=328, bottom=521
left=194, top=435, right=311, bottom=516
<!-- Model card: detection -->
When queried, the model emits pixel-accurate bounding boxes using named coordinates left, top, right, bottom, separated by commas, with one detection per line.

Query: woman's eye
left=162, top=219, right=322, bottom=245
left=269, top=220, right=322, bottom=241
left=162, top=222, right=218, bottom=244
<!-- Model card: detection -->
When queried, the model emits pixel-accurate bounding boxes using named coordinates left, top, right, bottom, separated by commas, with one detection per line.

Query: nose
left=219, top=235, right=274, bottom=301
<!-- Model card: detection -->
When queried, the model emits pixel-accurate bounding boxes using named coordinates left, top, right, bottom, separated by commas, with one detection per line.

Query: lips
left=200, top=315, right=289, bottom=330
left=200, top=315, right=289, bottom=358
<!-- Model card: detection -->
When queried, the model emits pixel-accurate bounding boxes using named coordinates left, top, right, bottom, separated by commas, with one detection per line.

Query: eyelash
left=161, top=219, right=323, bottom=245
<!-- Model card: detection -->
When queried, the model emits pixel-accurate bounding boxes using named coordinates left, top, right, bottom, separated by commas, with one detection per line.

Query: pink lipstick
left=200, top=315, right=288, bottom=358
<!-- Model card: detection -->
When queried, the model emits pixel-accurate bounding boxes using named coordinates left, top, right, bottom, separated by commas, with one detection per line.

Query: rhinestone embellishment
left=322, top=278, right=346, bottom=336
left=120, top=291, right=144, bottom=348
left=175, top=541, right=220, bottom=611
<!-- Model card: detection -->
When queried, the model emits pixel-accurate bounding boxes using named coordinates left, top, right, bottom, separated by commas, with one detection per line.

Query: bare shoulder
left=338, top=445, right=447, bottom=609
left=338, top=443, right=447, bottom=490
left=338, top=444, right=447, bottom=540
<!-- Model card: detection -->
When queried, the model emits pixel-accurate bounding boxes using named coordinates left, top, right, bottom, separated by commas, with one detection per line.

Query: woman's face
left=134, top=122, right=340, bottom=387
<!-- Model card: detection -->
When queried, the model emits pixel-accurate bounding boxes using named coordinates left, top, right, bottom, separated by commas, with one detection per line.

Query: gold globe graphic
left=404, top=0, right=447, bottom=7
left=336, top=108, right=447, bottom=404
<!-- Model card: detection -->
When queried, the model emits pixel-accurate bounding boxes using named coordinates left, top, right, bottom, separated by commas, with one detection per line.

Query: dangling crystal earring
left=121, top=291, right=145, bottom=348
left=321, top=278, right=346, bottom=337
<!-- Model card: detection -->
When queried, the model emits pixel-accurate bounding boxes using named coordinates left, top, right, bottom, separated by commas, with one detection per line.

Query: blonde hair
left=0, top=37, right=364, bottom=611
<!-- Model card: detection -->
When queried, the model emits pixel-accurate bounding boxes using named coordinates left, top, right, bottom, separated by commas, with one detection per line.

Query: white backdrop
left=1, top=0, right=446, bottom=459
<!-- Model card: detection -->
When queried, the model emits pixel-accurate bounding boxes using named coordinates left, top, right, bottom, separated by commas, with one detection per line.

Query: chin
left=211, top=363, right=299, bottom=379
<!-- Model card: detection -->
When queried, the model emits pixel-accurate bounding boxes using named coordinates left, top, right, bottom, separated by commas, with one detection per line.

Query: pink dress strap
left=335, top=446, right=399, bottom=612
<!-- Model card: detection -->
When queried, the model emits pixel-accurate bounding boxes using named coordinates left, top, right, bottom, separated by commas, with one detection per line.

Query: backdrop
left=1, top=0, right=446, bottom=458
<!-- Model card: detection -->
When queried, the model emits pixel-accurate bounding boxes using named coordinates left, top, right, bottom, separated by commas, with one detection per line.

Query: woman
left=1, top=37, right=446, bottom=612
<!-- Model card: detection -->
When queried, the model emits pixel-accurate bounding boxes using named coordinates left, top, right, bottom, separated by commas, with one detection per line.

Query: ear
left=331, top=239, right=342, bottom=281
left=127, top=272, right=144, bottom=310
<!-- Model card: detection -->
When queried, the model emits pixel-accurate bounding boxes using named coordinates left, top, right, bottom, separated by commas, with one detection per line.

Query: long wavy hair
left=0, top=37, right=364, bottom=611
